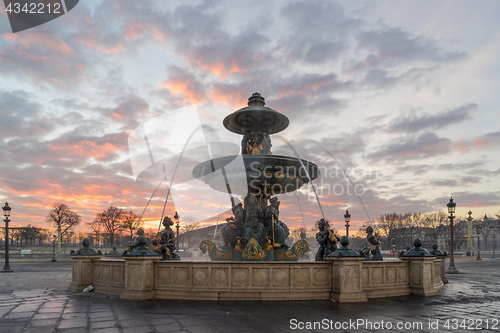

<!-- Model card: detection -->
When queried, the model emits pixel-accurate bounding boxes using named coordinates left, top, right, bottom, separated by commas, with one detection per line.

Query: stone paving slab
left=0, top=259, right=499, bottom=332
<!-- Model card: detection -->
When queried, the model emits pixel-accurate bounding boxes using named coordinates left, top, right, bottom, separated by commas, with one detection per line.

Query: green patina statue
left=361, top=226, right=383, bottom=261
left=155, top=216, right=180, bottom=260
left=315, top=219, right=340, bottom=261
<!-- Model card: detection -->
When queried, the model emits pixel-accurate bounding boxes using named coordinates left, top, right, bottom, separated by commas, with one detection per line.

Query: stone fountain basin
left=192, top=154, right=320, bottom=196
left=70, top=256, right=446, bottom=301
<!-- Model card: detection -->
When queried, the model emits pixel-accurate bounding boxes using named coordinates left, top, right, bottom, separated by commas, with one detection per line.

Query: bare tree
left=181, top=221, right=199, bottom=248
left=420, top=211, right=448, bottom=245
left=93, top=206, right=124, bottom=245
left=478, top=215, right=496, bottom=250
left=143, top=228, right=157, bottom=239
left=88, top=220, right=102, bottom=246
left=46, top=203, right=81, bottom=243
left=121, top=211, right=142, bottom=237
left=376, top=213, right=403, bottom=248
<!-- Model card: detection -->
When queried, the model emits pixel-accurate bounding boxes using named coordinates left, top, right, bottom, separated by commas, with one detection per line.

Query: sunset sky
left=1, top=1, right=499, bottom=236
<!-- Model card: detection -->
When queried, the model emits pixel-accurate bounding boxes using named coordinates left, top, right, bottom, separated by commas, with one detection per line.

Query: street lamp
left=2, top=201, right=13, bottom=273
left=446, top=197, right=459, bottom=274
left=51, top=235, right=57, bottom=262
left=476, top=225, right=482, bottom=260
left=491, top=219, right=498, bottom=259
left=174, top=211, right=180, bottom=253
left=344, top=209, right=351, bottom=237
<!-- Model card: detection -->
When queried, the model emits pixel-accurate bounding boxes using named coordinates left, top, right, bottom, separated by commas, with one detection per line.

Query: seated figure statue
left=361, top=226, right=383, bottom=261
left=156, top=216, right=180, bottom=260
left=126, top=228, right=145, bottom=252
left=221, top=201, right=245, bottom=248
left=263, top=197, right=289, bottom=248
left=315, top=219, right=339, bottom=261
left=242, top=195, right=265, bottom=246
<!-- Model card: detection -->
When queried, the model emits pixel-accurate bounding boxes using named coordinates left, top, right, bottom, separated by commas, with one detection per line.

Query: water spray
left=274, top=135, right=326, bottom=221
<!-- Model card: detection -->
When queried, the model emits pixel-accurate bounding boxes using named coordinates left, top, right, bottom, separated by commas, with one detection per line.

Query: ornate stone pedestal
left=328, top=257, right=367, bottom=302
left=326, top=236, right=367, bottom=302
left=121, top=256, right=161, bottom=300
left=120, top=236, right=161, bottom=301
left=67, top=239, right=102, bottom=292
left=400, top=257, right=443, bottom=296
left=68, top=255, right=102, bottom=292
left=435, top=255, right=449, bottom=284
left=430, top=243, right=448, bottom=284
left=400, top=239, right=443, bottom=296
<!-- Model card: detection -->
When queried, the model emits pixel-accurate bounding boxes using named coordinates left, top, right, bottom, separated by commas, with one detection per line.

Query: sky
left=1, top=0, right=500, bottom=235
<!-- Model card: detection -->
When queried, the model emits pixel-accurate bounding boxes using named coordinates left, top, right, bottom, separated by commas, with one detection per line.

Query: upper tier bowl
left=192, top=154, right=319, bottom=196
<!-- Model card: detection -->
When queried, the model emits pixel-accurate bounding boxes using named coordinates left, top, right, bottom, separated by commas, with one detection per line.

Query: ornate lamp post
left=476, top=225, right=482, bottom=260
left=446, top=197, right=459, bottom=274
left=51, top=235, right=57, bottom=262
left=465, top=210, right=474, bottom=256
left=2, top=202, right=13, bottom=273
left=491, top=219, right=498, bottom=259
left=344, top=209, right=351, bottom=237
left=174, top=211, right=180, bottom=252
left=57, top=223, right=62, bottom=256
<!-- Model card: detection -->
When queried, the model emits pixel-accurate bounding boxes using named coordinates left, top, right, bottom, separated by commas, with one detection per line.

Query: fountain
left=68, top=93, right=446, bottom=302
left=194, top=93, right=317, bottom=261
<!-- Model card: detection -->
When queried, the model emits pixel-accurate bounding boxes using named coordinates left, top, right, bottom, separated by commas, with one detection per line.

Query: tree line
left=356, top=211, right=500, bottom=251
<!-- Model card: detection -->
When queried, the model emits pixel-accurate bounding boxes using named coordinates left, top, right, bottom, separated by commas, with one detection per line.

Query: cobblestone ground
left=0, top=258, right=499, bottom=333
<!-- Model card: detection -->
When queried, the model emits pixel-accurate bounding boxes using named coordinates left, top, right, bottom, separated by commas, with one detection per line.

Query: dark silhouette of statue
left=263, top=197, right=288, bottom=248
left=315, top=219, right=339, bottom=261
left=361, top=226, right=383, bottom=261
left=242, top=195, right=265, bottom=245
left=156, top=216, right=180, bottom=260
left=241, top=127, right=272, bottom=155
left=126, top=228, right=144, bottom=252
left=221, top=202, right=245, bottom=247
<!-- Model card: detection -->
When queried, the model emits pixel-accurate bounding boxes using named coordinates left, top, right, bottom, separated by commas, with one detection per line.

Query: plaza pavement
left=0, top=258, right=499, bottom=333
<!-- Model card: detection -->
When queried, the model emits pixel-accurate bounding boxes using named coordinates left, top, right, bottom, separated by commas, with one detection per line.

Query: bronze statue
left=242, top=195, right=265, bottom=245
left=241, top=128, right=251, bottom=155
left=315, top=219, right=339, bottom=261
left=263, top=236, right=274, bottom=251
left=221, top=201, right=245, bottom=247
left=263, top=197, right=288, bottom=248
left=241, top=127, right=271, bottom=155
left=234, top=236, right=244, bottom=251
left=155, top=216, right=180, bottom=260
left=261, top=128, right=272, bottom=155
left=127, top=228, right=145, bottom=252
left=361, top=226, right=383, bottom=261
left=149, top=233, right=162, bottom=253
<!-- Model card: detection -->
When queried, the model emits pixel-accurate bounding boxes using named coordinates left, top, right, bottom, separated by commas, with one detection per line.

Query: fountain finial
left=248, top=92, right=265, bottom=106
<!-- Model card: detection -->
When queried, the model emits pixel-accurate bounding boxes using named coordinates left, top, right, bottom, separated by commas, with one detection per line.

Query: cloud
left=0, top=30, right=86, bottom=86
left=368, top=132, right=452, bottom=162
left=437, top=161, right=485, bottom=171
left=0, top=90, right=66, bottom=141
left=430, top=176, right=480, bottom=187
left=472, top=130, right=500, bottom=149
left=357, top=26, right=465, bottom=64
left=433, top=191, right=500, bottom=208
left=396, top=164, right=432, bottom=176
left=453, top=130, right=500, bottom=153
left=279, top=1, right=358, bottom=64
left=157, top=65, right=206, bottom=105
left=387, top=103, right=478, bottom=133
